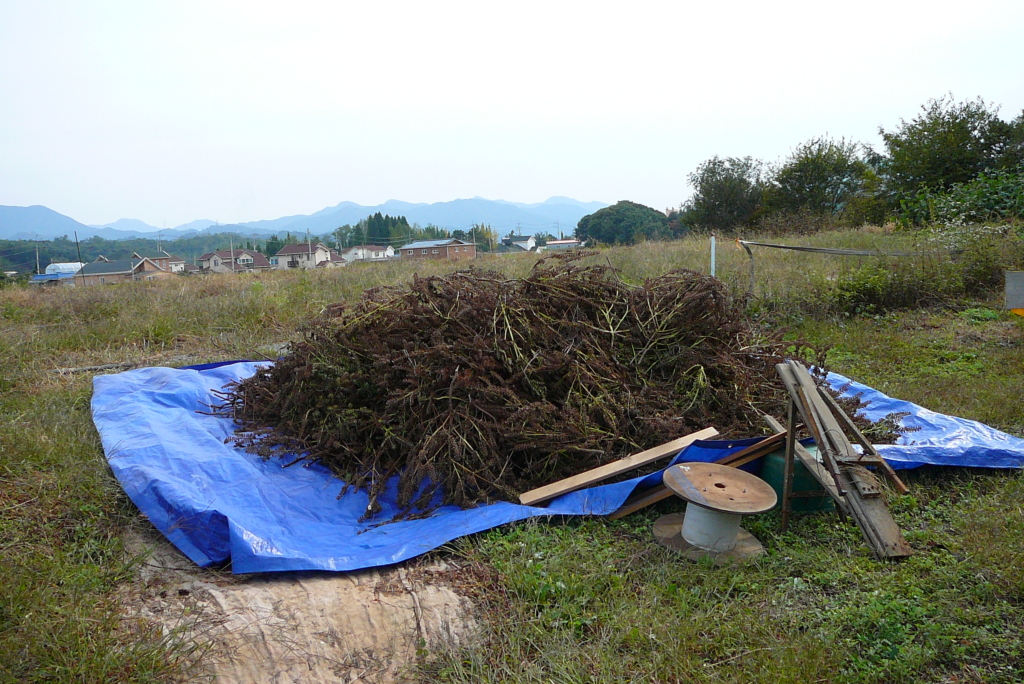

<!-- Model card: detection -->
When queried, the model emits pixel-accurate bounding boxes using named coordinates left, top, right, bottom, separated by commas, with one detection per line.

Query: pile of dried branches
left=216, top=254, right=814, bottom=515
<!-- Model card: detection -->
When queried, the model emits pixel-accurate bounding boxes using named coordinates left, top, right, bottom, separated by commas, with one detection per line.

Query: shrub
left=899, top=166, right=1024, bottom=226
left=826, top=226, right=1024, bottom=314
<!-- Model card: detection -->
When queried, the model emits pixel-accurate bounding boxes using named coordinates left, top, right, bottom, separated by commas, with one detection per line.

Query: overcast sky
left=2, top=0, right=1023, bottom=227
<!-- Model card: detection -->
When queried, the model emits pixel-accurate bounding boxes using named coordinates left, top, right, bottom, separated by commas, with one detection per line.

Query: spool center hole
left=714, top=482, right=726, bottom=489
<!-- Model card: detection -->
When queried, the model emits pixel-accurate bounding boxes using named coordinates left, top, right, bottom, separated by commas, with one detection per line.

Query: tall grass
left=1, top=228, right=1022, bottom=681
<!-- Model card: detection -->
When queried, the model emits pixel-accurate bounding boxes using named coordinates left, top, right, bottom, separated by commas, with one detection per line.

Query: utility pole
left=307, top=229, right=312, bottom=267
left=74, top=231, right=84, bottom=286
left=35, top=245, right=40, bottom=275
left=230, top=236, right=235, bottom=273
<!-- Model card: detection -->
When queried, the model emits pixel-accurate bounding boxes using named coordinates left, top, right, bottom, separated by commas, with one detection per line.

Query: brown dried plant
left=216, top=253, right=811, bottom=516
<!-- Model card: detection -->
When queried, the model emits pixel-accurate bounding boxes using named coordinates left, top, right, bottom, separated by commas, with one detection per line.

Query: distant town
left=19, top=233, right=584, bottom=286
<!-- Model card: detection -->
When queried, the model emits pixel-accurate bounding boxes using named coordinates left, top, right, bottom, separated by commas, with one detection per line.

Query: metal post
left=710, top=234, right=717, bottom=277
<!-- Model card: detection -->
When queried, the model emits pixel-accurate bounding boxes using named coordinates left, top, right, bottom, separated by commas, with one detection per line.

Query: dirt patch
left=122, top=526, right=478, bottom=683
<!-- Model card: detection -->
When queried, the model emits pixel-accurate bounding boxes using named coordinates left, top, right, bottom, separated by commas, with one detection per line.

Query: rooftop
left=399, top=239, right=471, bottom=250
left=78, top=259, right=144, bottom=276
left=275, top=242, right=330, bottom=256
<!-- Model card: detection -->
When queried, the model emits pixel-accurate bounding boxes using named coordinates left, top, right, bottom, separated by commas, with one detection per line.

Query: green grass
left=1, top=230, right=1023, bottom=682
left=421, top=469, right=1024, bottom=683
left=796, top=308, right=1024, bottom=436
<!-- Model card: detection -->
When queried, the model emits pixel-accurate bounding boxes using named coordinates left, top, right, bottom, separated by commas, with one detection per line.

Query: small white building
left=501, top=234, right=536, bottom=252
left=539, top=238, right=583, bottom=251
left=339, top=244, right=395, bottom=264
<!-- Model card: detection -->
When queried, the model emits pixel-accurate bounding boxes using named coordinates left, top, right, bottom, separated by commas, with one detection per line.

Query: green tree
left=264, top=234, right=284, bottom=256
left=419, top=224, right=451, bottom=240
left=764, top=137, right=868, bottom=217
left=332, top=225, right=354, bottom=249
left=575, top=201, right=671, bottom=245
left=469, top=223, right=497, bottom=251
left=877, top=95, right=1020, bottom=198
left=678, top=156, right=766, bottom=232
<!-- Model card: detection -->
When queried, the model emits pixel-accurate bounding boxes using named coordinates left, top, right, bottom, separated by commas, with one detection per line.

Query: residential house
left=197, top=249, right=272, bottom=273
left=317, top=251, right=348, bottom=269
left=398, top=239, right=476, bottom=261
left=271, top=242, right=334, bottom=269
left=73, top=256, right=177, bottom=286
left=339, top=244, right=395, bottom=264
left=159, top=251, right=187, bottom=272
left=119, top=251, right=186, bottom=272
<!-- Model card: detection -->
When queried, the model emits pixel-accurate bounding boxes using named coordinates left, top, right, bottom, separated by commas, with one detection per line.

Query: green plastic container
left=760, top=445, right=834, bottom=513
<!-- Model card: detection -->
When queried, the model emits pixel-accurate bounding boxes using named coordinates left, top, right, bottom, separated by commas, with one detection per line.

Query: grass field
left=1, top=228, right=1022, bottom=682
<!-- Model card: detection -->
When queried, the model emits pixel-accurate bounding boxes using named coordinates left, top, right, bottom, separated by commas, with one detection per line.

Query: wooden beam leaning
left=816, top=388, right=910, bottom=495
left=776, top=360, right=912, bottom=560
left=776, top=362, right=847, bottom=497
left=607, top=431, right=788, bottom=520
left=519, top=427, right=719, bottom=506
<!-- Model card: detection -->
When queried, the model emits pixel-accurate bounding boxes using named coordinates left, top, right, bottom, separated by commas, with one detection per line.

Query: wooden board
left=817, top=388, right=910, bottom=494
left=606, top=485, right=675, bottom=520
left=518, top=427, right=719, bottom=506
left=606, top=432, right=785, bottom=520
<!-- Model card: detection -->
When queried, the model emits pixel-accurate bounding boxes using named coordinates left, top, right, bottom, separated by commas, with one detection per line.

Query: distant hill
left=0, top=205, right=93, bottom=240
left=240, top=197, right=608, bottom=237
left=0, top=197, right=607, bottom=242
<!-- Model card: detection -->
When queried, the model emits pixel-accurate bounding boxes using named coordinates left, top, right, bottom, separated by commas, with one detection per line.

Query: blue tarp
left=92, top=361, right=1024, bottom=574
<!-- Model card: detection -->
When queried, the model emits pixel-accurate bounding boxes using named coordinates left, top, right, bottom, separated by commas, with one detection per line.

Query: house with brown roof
left=271, top=242, right=334, bottom=269
left=317, top=251, right=348, bottom=268
left=197, top=249, right=272, bottom=273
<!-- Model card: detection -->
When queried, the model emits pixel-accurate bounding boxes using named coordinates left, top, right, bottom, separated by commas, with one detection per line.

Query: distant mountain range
left=0, top=197, right=608, bottom=242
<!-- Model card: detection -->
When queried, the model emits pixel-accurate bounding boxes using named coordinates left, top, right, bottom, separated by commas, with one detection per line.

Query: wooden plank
left=518, top=427, right=719, bottom=506
left=817, top=388, right=910, bottom=495
left=781, top=399, right=797, bottom=530
left=841, top=469, right=914, bottom=559
left=777, top=361, right=912, bottom=559
left=716, top=432, right=787, bottom=466
left=606, top=485, right=675, bottom=520
left=777, top=363, right=846, bottom=496
left=847, top=467, right=882, bottom=498
left=606, top=432, right=785, bottom=519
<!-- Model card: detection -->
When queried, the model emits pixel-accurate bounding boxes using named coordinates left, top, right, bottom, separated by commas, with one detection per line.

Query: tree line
left=325, top=213, right=500, bottom=252
left=575, top=95, right=1024, bottom=244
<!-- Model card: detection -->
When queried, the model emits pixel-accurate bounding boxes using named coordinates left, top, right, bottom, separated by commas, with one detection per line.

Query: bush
left=899, top=166, right=1024, bottom=226
left=829, top=256, right=963, bottom=315
left=825, top=227, right=1024, bottom=315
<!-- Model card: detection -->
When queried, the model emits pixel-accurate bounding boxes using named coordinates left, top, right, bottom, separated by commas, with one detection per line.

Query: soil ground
left=122, top=525, right=477, bottom=683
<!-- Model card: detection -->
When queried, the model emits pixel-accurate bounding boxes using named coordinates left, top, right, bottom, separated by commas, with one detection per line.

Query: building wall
left=274, top=247, right=331, bottom=269
left=77, top=269, right=176, bottom=286
left=400, top=244, right=476, bottom=260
